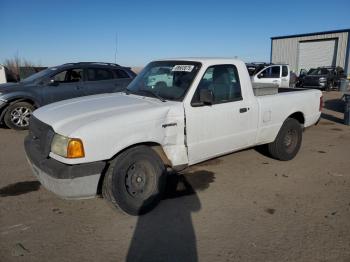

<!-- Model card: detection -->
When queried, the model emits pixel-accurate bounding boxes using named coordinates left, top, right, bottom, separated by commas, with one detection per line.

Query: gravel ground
left=0, top=91, right=349, bottom=262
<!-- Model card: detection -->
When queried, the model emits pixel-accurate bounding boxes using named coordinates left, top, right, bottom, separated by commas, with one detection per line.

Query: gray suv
left=0, top=62, right=136, bottom=130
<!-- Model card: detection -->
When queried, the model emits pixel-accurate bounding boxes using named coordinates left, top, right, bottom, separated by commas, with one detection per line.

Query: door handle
left=239, top=107, right=249, bottom=113
left=272, top=80, right=279, bottom=83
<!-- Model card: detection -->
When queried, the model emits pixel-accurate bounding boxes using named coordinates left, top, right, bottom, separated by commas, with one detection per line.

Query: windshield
left=20, top=67, right=57, bottom=83
left=126, top=61, right=201, bottom=101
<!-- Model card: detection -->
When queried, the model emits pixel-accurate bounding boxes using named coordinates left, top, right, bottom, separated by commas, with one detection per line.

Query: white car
left=251, top=64, right=290, bottom=88
left=25, top=58, right=322, bottom=215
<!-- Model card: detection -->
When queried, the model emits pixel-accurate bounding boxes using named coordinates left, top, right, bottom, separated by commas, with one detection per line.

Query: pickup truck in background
left=250, top=63, right=291, bottom=88
left=299, top=66, right=346, bottom=91
left=25, top=58, right=322, bottom=215
left=0, top=62, right=135, bottom=130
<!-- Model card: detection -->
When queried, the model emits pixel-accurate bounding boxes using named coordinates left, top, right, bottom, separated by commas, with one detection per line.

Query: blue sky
left=1, top=0, right=349, bottom=67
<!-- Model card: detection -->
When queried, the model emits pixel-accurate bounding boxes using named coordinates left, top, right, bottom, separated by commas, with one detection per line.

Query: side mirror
left=257, top=73, right=263, bottom=79
left=48, top=79, right=59, bottom=86
left=199, top=89, right=214, bottom=105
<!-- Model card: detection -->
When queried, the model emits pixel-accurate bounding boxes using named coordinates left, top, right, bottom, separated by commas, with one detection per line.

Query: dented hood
left=33, top=93, right=173, bottom=136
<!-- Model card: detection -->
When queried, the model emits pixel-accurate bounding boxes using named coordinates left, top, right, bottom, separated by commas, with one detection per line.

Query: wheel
left=4, top=102, right=35, bottom=130
left=326, top=81, right=333, bottom=91
left=268, top=118, right=302, bottom=161
left=102, top=146, right=166, bottom=215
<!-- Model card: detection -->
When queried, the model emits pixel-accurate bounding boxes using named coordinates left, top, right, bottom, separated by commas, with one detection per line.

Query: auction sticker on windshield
left=172, top=65, right=194, bottom=72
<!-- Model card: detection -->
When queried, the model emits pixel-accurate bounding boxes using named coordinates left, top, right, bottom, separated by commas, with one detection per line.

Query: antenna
left=114, top=32, right=118, bottom=64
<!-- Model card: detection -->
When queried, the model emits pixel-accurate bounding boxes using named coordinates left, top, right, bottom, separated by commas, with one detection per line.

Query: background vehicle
left=25, top=58, right=322, bottom=215
left=299, top=66, right=346, bottom=91
left=246, top=62, right=271, bottom=76
left=250, top=64, right=290, bottom=88
left=0, top=62, right=136, bottom=130
left=0, top=64, right=18, bottom=84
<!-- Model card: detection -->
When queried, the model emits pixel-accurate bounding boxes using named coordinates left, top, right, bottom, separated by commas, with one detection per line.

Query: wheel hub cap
left=125, top=162, right=150, bottom=198
left=10, top=107, right=32, bottom=127
left=284, top=129, right=297, bottom=153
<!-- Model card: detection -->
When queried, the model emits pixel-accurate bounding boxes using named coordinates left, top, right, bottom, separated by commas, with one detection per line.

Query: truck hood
left=33, top=93, right=172, bottom=136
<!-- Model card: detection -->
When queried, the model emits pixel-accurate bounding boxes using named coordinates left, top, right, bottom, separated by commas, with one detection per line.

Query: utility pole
left=114, top=32, right=118, bottom=64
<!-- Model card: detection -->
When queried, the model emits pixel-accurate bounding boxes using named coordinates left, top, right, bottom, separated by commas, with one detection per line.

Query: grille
left=28, top=116, right=55, bottom=157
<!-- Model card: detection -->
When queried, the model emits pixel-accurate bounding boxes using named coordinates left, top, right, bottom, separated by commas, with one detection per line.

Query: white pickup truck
left=25, top=58, right=322, bottom=215
left=250, top=64, right=291, bottom=88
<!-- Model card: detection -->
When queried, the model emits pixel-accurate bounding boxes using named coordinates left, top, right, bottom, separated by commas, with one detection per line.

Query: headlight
left=319, top=77, right=327, bottom=82
left=51, top=133, right=85, bottom=158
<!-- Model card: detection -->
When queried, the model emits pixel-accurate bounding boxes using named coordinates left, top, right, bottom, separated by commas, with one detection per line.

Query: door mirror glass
left=199, top=89, right=214, bottom=105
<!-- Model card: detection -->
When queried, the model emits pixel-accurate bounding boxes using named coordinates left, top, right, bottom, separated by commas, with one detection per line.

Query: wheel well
left=8, top=98, right=36, bottom=107
left=109, top=142, right=171, bottom=166
left=288, top=112, right=305, bottom=125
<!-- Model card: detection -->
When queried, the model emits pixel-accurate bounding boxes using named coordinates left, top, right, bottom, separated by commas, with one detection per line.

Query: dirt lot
left=0, top=91, right=349, bottom=262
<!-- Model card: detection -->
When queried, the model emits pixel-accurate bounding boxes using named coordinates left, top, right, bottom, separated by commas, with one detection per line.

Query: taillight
left=319, top=96, right=323, bottom=112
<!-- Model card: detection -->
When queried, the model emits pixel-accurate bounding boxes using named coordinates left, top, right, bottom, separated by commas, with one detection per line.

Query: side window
left=53, top=71, right=67, bottom=82
left=192, top=64, right=242, bottom=105
left=282, top=66, right=288, bottom=77
left=53, top=68, right=83, bottom=83
left=113, top=69, right=130, bottom=79
left=87, top=68, right=114, bottom=81
left=259, top=66, right=281, bottom=78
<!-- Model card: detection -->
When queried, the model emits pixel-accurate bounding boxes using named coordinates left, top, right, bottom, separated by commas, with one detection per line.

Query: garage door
left=298, top=39, right=337, bottom=71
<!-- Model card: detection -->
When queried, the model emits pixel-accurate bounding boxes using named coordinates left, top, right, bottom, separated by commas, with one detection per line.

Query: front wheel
left=102, top=146, right=166, bottom=215
left=4, top=102, right=35, bottom=130
left=326, top=81, right=334, bottom=91
left=268, top=118, right=303, bottom=161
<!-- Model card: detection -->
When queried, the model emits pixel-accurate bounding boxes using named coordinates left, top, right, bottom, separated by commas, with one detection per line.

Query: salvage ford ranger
left=25, top=58, right=322, bottom=215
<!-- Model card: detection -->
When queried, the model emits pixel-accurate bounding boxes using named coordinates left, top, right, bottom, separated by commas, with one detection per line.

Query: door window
left=282, top=66, right=289, bottom=77
left=259, top=66, right=280, bottom=78
left=87, top=68, right=114, bottom=81
left=192, top=64, right=242, bottom=104
left=52, top=68, right=83, bottom=83
left=112, top=69, right=130, bottom=78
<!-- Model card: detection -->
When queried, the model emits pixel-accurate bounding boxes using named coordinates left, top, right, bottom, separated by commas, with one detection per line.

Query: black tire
left=268, top=118, right=302, bottom=161
left=326, top=81, right=333, bottom=91
left=102, top=146, right=166, bottom=215
left=4, top=102, right=35, bottom=130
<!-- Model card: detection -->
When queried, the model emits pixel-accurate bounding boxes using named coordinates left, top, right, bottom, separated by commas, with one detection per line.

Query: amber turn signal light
left=67, top=139, right=85, bottom=158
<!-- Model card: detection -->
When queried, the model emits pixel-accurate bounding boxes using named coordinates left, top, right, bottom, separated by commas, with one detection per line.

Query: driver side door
left=185, top=64, right=257, bottom=165
left=254, top=65, right=281, bottom=87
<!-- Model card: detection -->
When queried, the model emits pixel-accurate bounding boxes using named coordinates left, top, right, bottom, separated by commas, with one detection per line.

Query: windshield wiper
left=125, top=89, right=166, bottom=102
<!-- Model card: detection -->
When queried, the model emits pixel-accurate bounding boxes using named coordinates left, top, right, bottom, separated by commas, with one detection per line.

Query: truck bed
left=253, top=86, right=309, bottom=96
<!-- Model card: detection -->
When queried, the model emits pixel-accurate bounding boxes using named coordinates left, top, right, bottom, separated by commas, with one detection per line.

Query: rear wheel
left=268, top=118, right=302, bottom=161
left=102, top=146, right=166, bottom=215
left=4, top=102, right=34, bottom=130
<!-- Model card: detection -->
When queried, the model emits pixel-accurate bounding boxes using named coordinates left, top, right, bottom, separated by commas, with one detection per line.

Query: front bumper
left=302, top=83, right=326, bottom=89
left=24, top=135, right=106, bottom=199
